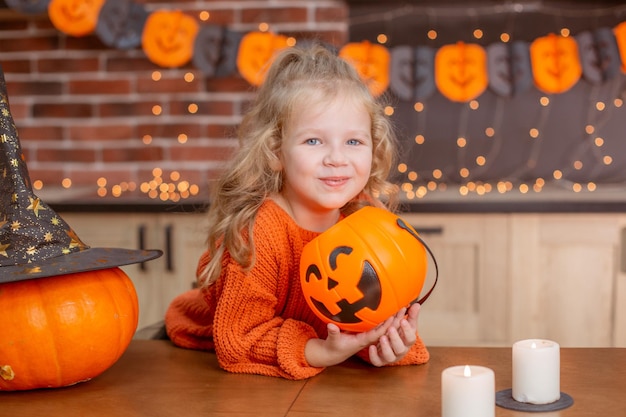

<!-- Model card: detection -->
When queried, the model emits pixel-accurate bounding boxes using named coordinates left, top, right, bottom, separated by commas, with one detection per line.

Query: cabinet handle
left=138, top=224, right=147, bottom=271
left=165, top=224, right=174, bottom=272
left=412, top=226, right=444, bottom=235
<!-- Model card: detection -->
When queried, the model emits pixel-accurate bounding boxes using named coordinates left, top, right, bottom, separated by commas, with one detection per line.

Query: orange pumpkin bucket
left=300, top=206, right=438, bottom=333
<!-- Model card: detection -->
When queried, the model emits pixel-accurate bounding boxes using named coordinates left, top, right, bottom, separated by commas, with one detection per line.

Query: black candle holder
left=496, top=389, right=574, bottom=412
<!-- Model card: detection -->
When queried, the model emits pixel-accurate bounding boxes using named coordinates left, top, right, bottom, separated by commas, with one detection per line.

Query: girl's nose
left=323, top=144, right=348, bottom=166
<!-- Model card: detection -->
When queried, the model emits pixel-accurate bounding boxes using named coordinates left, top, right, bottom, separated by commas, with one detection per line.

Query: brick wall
left=0, top=0, right=348, bottom=202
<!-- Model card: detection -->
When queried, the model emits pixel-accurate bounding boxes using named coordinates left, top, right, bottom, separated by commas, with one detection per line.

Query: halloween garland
left=7, top=0, right=626, bottom=101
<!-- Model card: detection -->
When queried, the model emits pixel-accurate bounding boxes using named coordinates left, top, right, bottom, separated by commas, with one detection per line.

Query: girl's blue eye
left=305, top=138, right=320, bottom=145
left=347, top=139, right=361, bottom=145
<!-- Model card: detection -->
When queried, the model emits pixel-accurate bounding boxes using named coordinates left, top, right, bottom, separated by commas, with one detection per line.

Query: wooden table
left=1, top=340, right=623, bottom=416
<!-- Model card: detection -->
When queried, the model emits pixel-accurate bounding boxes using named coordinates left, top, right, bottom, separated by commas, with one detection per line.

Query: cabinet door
left=154, top=213, right=208, bottom=316
left=615, top=218, right=626, bottom=347
left=400, top=213, right=509, bottom=346
left=509, top=214, right=619, bottom=347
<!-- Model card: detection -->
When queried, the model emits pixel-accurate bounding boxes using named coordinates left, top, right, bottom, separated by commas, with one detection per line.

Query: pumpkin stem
left=0, top=364, right=15, bottom=381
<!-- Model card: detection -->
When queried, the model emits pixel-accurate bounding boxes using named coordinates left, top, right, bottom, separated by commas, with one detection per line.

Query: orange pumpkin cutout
left=339, top=41, right=390, bottom=97
left=613, top=21, right=626, bottom=74
left=142, top=10, right=200, bottom=68
left=48, top=0, right=106, bottom=37
left=236, top=31, right=289, bottom=86
left=530, top=33, right=582, bottom=94
left=435, top=41, right=488, bottom=102
left=0, top=267, right=138, bottom=391
left=300, top=207, right=431, bottom=333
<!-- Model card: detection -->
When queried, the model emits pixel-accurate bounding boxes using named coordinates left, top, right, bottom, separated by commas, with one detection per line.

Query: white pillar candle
left=512, top=339, right=560, bottom=404
left=441, top=365, right=495, bottom=417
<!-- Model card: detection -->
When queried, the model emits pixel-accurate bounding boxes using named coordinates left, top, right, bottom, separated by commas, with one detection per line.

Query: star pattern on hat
left=0, top=73, right=90, bottom=269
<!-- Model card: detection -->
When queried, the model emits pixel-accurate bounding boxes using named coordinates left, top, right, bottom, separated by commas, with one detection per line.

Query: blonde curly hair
left=199, top=43, right=399, bottom=287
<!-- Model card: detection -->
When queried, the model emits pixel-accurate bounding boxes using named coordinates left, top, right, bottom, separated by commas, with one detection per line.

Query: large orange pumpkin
left=300, top=207, right=433, bottom=333
left=530, top=33, right=581, bottom=94
left=435, top=41, right=488, bottom=102
left=339, top=41, right=390, bottom=97
left=0, top=267, right=138, bottom=391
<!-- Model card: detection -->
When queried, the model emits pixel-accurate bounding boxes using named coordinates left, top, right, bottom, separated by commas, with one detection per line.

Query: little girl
left=165, top=43, right=429, bottom=379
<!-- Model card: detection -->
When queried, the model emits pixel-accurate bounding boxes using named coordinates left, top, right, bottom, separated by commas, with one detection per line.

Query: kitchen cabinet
left=403, top=212, right=626, bottom=347
left=59, top=211, right=208, bottom=331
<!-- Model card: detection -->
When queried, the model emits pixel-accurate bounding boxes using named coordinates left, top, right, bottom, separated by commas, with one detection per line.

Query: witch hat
left=0, top=66, right=161, bottom=283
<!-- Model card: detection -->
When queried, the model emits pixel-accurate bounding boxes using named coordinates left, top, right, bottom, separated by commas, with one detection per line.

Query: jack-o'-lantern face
left=48, top=0, right=106, bottom=37
left=141, top=10, right=200, bottom=68
left=435, top=42, right=488, bottom=102
left=303, top=246, right=382, bottom=325
left=300, top=207, right=431, bottom=333
left=339, top=41, right=390, bottom=97
left=530, top=33, right=581, bottom=94
left=236, top=31, right=289, bottom=86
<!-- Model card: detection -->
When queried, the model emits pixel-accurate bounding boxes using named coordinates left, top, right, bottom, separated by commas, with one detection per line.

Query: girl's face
left=278, top=94, right=373, bottom=228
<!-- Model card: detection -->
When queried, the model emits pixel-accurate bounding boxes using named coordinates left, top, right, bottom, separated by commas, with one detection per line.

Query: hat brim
left=1, top=247, right=163, bottom=283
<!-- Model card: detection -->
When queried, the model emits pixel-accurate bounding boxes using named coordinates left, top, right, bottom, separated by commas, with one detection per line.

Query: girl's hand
left=368, top=303, right=421, bottom=367
left=305, top=314, right=395, bottom=368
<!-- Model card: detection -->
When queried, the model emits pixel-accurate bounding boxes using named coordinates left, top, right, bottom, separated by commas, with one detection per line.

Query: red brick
left=242, top=7, right=308, bottom=24
left=98, top=101, right=156, bottom=118
left=316, top=6, right=348, bottom=23
left=69, top=79, right=132, bottom=95
left=107, top=57, right=159, bottom=72
left=169, top=99, right=234, bottom=117
left=5, top=80, right=63, bottom=96
left=33, top=103, right=93, bottom=118
left=0, top=35, right=59, bottom=52
left=204, top=76, right=251, bottom=93
left=65, top=35, right=109, bottom=51
left=102, top=146, right=164, bottom=162
left=36, top=148, right=98, bottom=163
left=205, top=124, right=238, bottom=139
left=137, top=76, right=202, bottom=94
left=16, top=125, right=65, bottom=141
left=138, top=123, right=205, bottom=139
left=169, top=144, right=236, bottom=161
left=68, top=124, right=135, bottom=141
left=37, top=58, right=100, bottom=73
left=0, top=60, right=32, bottom=73
left=6, top=102, right=29, bottom=120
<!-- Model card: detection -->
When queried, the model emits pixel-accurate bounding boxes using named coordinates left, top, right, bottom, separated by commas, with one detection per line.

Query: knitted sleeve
left=211, top=206, right=325, bottom=380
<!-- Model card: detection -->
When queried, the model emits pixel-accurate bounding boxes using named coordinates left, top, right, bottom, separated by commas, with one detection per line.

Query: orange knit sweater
left=165, top=199, right=429, bottom=380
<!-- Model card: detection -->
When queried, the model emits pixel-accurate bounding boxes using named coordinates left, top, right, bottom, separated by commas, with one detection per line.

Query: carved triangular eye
left=328, top=277, right=339, bottom=290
